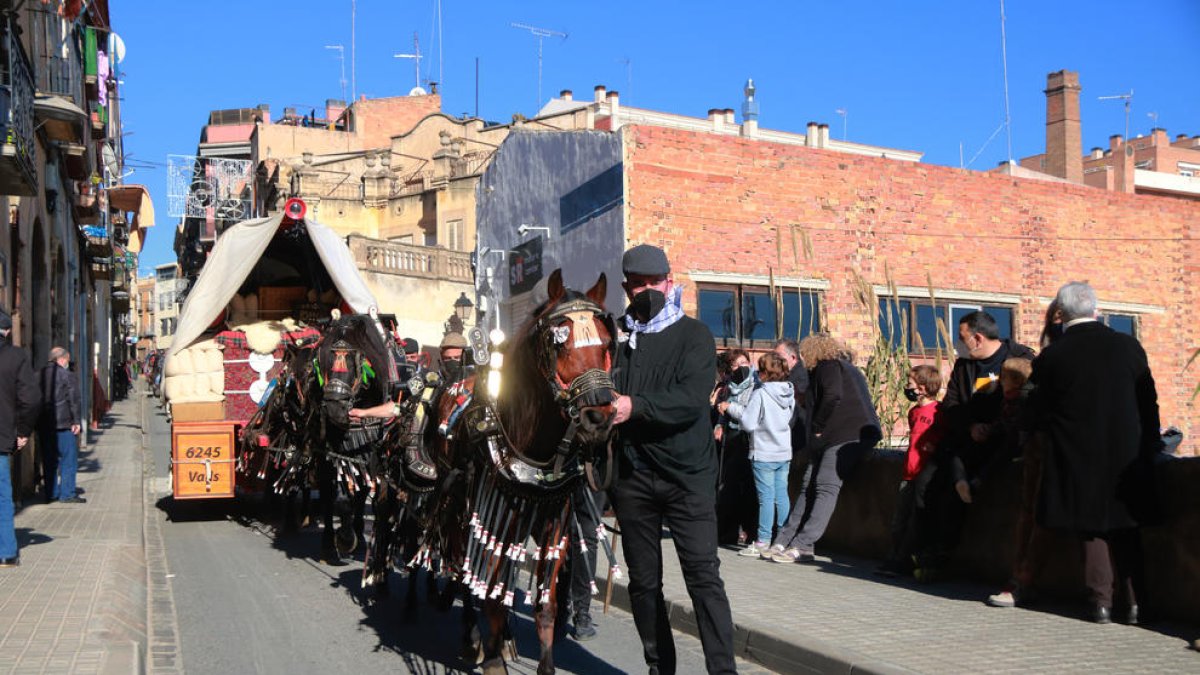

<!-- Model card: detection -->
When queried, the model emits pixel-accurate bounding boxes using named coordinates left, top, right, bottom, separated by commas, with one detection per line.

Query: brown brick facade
left=622, top=124, right=1199, bottom=454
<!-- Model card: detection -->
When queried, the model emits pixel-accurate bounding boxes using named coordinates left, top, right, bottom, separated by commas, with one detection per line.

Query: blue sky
left=115, top=0, right=1200, bottom=270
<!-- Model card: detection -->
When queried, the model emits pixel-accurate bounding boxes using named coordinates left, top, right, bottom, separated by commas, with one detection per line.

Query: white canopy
left=167, top=214, right=377, bottom=356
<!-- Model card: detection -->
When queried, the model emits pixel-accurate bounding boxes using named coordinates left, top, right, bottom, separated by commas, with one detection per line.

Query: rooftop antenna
left=350, top=0, right=357, bottom=101
left=394, top=33, right=425, bottom=93
left=1099, top=90, right=1134, bottom=141
left=1147, top=110, right=1158, bottom=130
left=618, top=56, right=632, bottom=103
left=323, top=45, right=348, bottom=103
left=834, top=108, right=848, bottom=140
left=511, top=22, right=568, bottom=110
left=999, top=0, right=1013, bottom=163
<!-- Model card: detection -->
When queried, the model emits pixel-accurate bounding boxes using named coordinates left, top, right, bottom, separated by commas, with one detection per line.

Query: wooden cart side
left=171, top=420, right=238, bottom=499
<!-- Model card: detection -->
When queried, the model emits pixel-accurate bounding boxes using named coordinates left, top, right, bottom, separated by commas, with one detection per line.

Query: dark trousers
left=610, top=469, right=736, bottom=675
left=562, top=484, right=607, bottom=620
left=913, top=458, right=966, bottom=560
left=37, top=427, right=59, bottom=501
left=715, top=431, right=756, bottom=546
left=887, top=474, right=931, bottom=566
left=774, top=440, right=870, bottom=552
left=1082, top=528, right=1144, bottom=609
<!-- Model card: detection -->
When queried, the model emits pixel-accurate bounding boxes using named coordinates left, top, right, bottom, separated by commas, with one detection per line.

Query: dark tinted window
left=1104, top=313, right=1137, bottom=338
left=698, top=289, right=737, bottom=344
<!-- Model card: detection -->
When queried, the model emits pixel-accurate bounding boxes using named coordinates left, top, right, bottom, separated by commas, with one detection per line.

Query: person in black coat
left=609, top=244, right=736, bottom=675
left=1031, top=282, right=1162, bottom=624
left=766, top=334, right=880, bottom=563
left=913, top=311, right=1035, bottom=572
left=0, top=310, right=41, bottom=566
left=772, top=338, right=809, bottom=502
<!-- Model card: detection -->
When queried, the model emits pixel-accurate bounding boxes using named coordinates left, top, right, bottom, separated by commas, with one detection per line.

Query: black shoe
left=60, top=497, right=86, bottom=504
left=0, top=557, right=19, bottom=567
left=1124, top=604, right=1139, bottom=626
left=1091, top=605, right=1112, bottom=624
left=573, top=613, right=597, bottom=641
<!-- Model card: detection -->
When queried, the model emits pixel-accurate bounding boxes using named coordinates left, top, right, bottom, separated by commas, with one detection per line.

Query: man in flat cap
left=610, top=244, right=735, bottom=674
left=0, top=310, right=40, bottom=566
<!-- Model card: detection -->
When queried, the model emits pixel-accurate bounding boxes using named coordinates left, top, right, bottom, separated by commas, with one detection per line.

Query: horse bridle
left=533, top=297, right=617, bottom=418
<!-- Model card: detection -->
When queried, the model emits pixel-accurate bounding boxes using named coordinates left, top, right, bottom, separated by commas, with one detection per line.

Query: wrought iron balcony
left=0, top=19, right=37, bottom=196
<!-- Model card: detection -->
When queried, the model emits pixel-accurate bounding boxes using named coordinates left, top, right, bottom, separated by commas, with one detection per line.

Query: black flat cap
left=0, top=309, right=11, bottom=331
left=622, top=244, right=670, bottom=277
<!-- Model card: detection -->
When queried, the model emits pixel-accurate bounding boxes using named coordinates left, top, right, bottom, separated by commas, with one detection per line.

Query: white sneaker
left=738, top=541, right=768, bottom=557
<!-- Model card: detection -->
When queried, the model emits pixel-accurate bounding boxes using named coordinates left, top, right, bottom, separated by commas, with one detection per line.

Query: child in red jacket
left=877, top=365, right=944, bottom=577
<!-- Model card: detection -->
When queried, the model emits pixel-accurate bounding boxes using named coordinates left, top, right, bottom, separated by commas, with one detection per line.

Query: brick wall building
left=623, top=124, right=1198, bottom=453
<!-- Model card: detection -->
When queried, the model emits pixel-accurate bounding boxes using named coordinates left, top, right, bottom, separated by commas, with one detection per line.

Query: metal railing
left=1, top=19, right=36, bottom=192
left=347, top=235, right=473, bottom=282
left=389, top=170, right=433, bottom=197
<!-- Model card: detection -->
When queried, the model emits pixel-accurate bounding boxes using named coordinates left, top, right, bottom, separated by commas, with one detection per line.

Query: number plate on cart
left=172, top=422, right=236, bottom=499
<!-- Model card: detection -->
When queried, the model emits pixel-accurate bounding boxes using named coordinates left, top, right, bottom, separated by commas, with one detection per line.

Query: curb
left=596, top=573, right=915, bottom=675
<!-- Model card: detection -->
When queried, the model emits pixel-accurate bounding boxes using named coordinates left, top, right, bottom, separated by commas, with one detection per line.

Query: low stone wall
left=819, top=449, right=1200, bottom=623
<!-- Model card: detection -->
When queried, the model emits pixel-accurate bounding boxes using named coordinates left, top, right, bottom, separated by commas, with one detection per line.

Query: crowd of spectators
left=708, top=281, right=1165, bottom=625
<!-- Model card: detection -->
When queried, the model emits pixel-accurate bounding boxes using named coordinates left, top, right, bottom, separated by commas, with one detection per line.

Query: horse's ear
left=546, top=269, right=565, bottom=307
left=586, top=273, right=607, bottom=309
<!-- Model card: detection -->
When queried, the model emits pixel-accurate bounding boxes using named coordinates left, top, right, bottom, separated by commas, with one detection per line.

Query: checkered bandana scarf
left=623, top=284, right=685, bottom=349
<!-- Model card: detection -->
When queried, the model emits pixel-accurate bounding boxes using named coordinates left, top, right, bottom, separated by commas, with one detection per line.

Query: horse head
left=530, top=269, right=616, bottom=449
left=315, top=316, right=388, bottom=433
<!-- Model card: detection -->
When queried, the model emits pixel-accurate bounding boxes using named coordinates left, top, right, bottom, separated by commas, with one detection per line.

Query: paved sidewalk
left=597, top=532, right=1200, bottom=673
left=0, top=396, right=146, bottom=675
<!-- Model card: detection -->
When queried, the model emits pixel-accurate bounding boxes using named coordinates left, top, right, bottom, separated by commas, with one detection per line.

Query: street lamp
left=454, top=292, right=474, bottom=324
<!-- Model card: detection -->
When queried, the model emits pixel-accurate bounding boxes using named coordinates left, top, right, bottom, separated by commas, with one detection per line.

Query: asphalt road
left=145, top=400, right=769, bottom=674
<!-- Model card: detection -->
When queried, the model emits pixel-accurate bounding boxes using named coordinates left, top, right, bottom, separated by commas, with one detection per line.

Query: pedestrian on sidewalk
left=1031, top=281, right=1162, bottom=625
left=772, top=339, right=809, bottom=504
left=712, top=348, right=758, bottom=547
left=0, top=310, right=41, bottom=567
left=38, top=347, right=84, bottom=504
left=877, top=364, right=944, bottom=578
left=987, top=300, right=1066, bottom=608
left=721, top=352, right=794, bottom=559
left=609, top=244, right=737, bottom=675
left=767, top=334, right=881, bottom=564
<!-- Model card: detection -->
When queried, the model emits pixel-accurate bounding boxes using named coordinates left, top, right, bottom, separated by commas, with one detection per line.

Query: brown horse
left=426, top=269, right=616, bottom=675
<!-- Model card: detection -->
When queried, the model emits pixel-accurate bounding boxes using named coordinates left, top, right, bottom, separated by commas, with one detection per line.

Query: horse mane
left=497, top=290, right=590, bottom=454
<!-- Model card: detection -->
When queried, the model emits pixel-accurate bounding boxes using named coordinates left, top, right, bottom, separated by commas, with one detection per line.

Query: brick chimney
left=1109, top=134, right=1135, bottom=193
left=1044, top=70, right=1083, bottom=183
left=594, top=85, right=606, bottom=103
left=560, top=89, right=573, bottom=101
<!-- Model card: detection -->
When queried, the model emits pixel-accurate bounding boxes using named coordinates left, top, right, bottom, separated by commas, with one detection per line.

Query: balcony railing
left=347, top=235, right=473, bottom=282
left=0, top=19, right=37, bottom=196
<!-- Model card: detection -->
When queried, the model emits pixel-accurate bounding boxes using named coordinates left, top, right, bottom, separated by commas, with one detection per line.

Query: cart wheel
left=335, top=524, right=358, bottom=556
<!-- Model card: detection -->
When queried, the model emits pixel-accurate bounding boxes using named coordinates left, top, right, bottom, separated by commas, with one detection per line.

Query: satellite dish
left=408, top=86, right=428, bottom=96
left=108, top=33, right=127, bottom=64
left=102, top=143, right=119, bottom=179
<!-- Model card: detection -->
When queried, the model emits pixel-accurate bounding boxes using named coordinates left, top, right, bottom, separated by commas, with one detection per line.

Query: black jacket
left=940, top=338, right=1036, bottom=450
left=807, top=358, right=881, bottom=450
left=39, top=362, right=81, bottom=431
left=787, top=364, right=809, bottom=454
left=1031, top=321, right=1162, bottom=532
left=613, top=315, right=718, bottom=492
left=0, top=341, right=41, bottom=454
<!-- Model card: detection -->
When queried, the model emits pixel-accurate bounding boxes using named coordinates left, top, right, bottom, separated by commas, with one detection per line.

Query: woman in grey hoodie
left=723, top=352, right=796, bottom=557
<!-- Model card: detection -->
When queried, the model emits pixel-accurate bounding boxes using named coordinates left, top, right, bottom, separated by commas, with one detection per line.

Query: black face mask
left=730, top=366, right=751, bottom=384
left=441, top=359, right=463, bottom=382
left=629, top=289, right=666, bottom=323
left=903, top=387, right=920, bottom=402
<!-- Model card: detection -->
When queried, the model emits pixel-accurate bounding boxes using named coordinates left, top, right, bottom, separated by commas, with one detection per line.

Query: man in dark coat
left=773, top=338, right=809, bottom=502
left=916, top=311, right=1035, bottom=568
left=609, top=244, right=736, bottom=675
left=1032, top=281, right=1162, bottom=624
left=0, top=310, right=41, bottom=567
left=38, top=347, right=84, bottom=504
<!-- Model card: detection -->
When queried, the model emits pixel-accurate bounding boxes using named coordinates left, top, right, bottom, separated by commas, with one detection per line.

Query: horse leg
left=480, top=598, right=510, bottom=675
left=460, top=582, right=483, bottom=663
left=316, top=458, right=340, bottom=564
left=351, top=486, right=368, bottom=553
left=535, top=558, right=566, bottom=675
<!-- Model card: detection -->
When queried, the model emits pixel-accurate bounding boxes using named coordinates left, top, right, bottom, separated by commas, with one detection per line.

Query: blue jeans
left=751, top=460, right=791, bottom=544
left=0, top=454, right=15, bottom=559
left=56, top=430, right=78, bottom=501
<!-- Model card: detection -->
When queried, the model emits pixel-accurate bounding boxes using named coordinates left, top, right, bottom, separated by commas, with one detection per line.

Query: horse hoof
left=480, top=656, right=507, bottom=675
